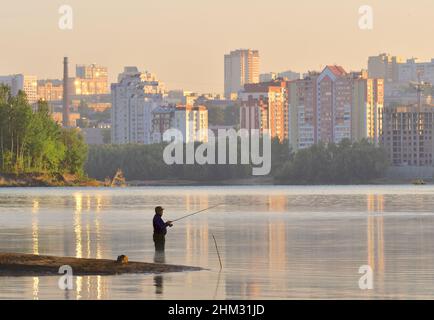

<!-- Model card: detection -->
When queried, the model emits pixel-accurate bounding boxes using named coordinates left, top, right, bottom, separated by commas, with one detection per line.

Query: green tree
left=0, top=85, right=88, bottom=176
left=61, top=128, right=88, bottom=175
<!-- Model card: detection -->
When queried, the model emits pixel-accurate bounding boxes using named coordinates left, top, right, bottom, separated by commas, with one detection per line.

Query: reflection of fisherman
left=153, top=206, right=173, bottom=252
left=154, top=251, right=165, bottom=295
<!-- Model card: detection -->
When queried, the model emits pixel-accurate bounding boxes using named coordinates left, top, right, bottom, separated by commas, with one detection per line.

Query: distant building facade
left=368, top=53, right=403, bottom=83
left=287, top=66, right=384, bottom=150
left=71, top=64, right=109, bottom=95
left=37, top=79, right=63, bottom=102
left=381, top=105, right=434, bottom=166
left=260, top=70, right=300, bottom=83
left=368, top=53, right=434, bottom=85
left=0, top=74, right=38, bottom=104
left=398, top=58, right=434, bottom=85
left=239, top=79, right=288, bottom=142
left=151, top=106, right=176, bottom=143
left=224, top=49, right=260, bottom=99
left=259, top=72, right=278, bottom=83
left=278, top=70, right=300, bottom=81
left=111, top=67, right=166, bottom=144
left=151, top=105, right=209, bottom=144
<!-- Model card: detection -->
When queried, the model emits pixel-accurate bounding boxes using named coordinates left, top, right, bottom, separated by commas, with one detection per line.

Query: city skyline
left=1, top=0, right=434, bottom=93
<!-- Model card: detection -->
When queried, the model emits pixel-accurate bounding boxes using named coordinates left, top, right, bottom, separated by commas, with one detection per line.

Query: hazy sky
left=1, top=0, right=433, bottom=93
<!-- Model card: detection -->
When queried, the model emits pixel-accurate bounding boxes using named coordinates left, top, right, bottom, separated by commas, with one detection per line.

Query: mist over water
left=0, top=186, right=434, bottom=299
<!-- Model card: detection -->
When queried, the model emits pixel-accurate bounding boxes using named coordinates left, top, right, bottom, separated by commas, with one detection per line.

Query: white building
left=111, top=67, right=166, bottom=144
left=0, top=74, right=38, bottom=104
left=174, top=105, right=208, bottom=143
left=224, top=49, right=260, bottom=99
left=152, top=105, right=209, bottom=144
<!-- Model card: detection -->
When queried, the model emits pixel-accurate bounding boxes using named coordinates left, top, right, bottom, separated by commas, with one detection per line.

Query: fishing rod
left=172, top=204, right=222, bottom=222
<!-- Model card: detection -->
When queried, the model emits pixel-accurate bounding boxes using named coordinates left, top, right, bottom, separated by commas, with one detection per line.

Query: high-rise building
left=224, top=49, right=260, bottom=99
left=381, top=104, right=434, bottom=166
left=239, top=79, right=288, bottom=142
left=151, top=105, right=209, bottom=144
left=287, top=66, right=384, bottom=151
left=0, top=74, right=38, bottom=104
left=368, top=53, right=403, bottom=82
left=111, top=67, right=166, bottom=144
left=287, top=72, right=319, bottom=150
left=352, top=77, right=384, bottom=145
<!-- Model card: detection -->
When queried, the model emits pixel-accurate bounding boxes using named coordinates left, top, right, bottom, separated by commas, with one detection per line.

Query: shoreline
left=0, top=173, right=101, bottom=188
left=0, top=253, right=203, bottom=277
left=0, top=173, right=429, bottom=187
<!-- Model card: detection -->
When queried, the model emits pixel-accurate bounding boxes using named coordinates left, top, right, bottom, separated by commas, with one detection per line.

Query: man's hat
left=155, top=206, right=164, bottom=213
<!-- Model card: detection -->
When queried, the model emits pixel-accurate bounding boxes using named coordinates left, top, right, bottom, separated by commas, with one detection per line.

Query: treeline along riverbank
left=85, top=139, right=389, bottom=185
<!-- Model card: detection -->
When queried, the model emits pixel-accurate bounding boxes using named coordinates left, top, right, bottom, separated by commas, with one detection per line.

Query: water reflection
left=367, top=194, right=385, bottom=295
left=1, top=187, right=434, bottom=299
left=268, top=195, right=287, bottom=212
left=32, top=199, right=40, bottom=300
left=153, top=250, right=166, bottom=295
left=74, top=193, right=83, bottom=259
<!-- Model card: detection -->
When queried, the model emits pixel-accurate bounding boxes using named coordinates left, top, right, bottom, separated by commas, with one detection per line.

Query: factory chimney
left=62, top=57, right=70, bottom=127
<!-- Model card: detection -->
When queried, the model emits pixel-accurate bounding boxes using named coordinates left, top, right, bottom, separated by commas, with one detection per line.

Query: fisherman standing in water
left=153, top=206, right=173, bottom=252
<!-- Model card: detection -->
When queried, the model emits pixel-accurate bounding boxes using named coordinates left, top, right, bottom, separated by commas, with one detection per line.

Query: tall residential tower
left=111, top=67, right=166, bottom=144
left=224, top=49, right=260, bottom=99
left=287, top=66, right=384, bottom=150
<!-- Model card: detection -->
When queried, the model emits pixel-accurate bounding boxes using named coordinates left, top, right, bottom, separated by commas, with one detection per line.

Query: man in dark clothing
left=153, top=206, right=173, bottom=252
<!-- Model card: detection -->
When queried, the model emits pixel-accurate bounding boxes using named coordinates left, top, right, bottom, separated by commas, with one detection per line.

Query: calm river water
left=1, top=185, right=434, bottom=300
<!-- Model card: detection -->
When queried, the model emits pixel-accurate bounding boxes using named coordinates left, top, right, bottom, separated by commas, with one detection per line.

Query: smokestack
left=63, top=57, right=70, bottom=127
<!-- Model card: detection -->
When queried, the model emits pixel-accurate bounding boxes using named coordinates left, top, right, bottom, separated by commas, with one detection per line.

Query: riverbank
left=0, top=253, right=202, bottom=276
left=0, top=173, right=101, bottom=187
left=0, top=173, right=428, bottom=187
